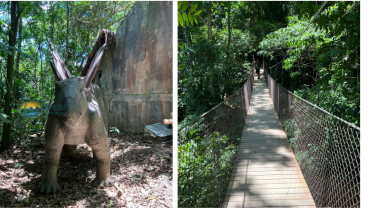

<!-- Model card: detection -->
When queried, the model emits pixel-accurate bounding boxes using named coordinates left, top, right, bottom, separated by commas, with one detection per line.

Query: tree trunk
left=50, top=7, right=55, bottom=86
left=65, top=1, right=69, bottom=67
left=34, top=60, right=37, bottom=89
left=207, top=8, right=212, bottom=41
left=0, top=61, right=3, bottom=100
left=227, top=4, right=231, bottom=52
left=226, top=4, right=231, bottom=72
left=50, top=7, right=55, bottom=43
left=39, top=42, right=43, bottom=93
left=14, top=16, right=22, bottom=103
left=15, top=16, right=22, bottom=73
left=1, top=2, right=19, bottom=152
left=40, top=19, right=45, bottom=93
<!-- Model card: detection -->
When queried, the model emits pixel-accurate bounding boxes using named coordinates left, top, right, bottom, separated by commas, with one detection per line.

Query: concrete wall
left=95, top=1, right=172, bottom=132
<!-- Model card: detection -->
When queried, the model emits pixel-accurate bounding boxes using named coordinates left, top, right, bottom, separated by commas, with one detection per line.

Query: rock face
left=96, top=1, right=173, bottom=132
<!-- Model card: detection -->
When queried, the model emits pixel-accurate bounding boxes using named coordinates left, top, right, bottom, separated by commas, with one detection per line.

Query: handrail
left=264, top=68, right=360, bottom=207
left=178, top=71, right=253, bottom=132
left=178, top=69, right=255, bottom=207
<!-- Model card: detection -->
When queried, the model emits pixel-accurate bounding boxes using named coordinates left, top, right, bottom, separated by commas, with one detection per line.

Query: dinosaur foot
left=37, top=182, right=61, bottom=193
left=91, top=178, right=110, bottom=187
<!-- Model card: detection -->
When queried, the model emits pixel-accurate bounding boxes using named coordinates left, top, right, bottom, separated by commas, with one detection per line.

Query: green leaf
left=182, top=12, right=188, bottom=26
left=178, top=1, right=182, bottom=9
left=193, top=15, right=198, bottom=24
left=185, top=46, right=195, bottom=53
left=178, top=11, right=184, bottom=27
left=0, top=43, right=13, bottom=56
left=189, top=4, right=198, bottom=13
left=188, top=13, right=194, bottom=25
left=7, top=46, right=37, bottom=61
left=0, top=113, right=12, bottom=124
left=182, top=1, right=188, bottom=12
left=193, top=10, right=202, bottom=16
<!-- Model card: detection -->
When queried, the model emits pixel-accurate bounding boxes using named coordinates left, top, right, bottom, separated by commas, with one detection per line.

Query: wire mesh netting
left=178, top=70, right=254, bottom=207
left=264, top=69, right=360, bottom=207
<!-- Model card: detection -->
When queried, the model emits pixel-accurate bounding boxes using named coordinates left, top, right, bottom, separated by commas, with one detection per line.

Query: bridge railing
left=264, top=69, right=360, bottom=207
left=178, top=70, right=254, bottom=207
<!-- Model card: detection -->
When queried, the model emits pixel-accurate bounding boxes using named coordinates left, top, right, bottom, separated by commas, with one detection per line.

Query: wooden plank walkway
left=223, top=71, right=316, bottom=208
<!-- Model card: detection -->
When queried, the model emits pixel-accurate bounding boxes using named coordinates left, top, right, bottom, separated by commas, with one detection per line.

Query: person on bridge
left=254, top=59, right=261, bottom=79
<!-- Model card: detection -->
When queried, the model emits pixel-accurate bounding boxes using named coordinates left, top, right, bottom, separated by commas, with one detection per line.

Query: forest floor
left=0, top=131, right=173, bottom=207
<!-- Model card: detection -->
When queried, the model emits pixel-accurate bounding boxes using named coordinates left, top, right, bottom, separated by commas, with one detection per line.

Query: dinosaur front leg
left=37, top=139, right=63, bottom=193
left=90, top=141, right=110, bottom=186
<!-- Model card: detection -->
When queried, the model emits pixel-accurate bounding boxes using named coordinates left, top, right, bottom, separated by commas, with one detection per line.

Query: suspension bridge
left=178, top=65, right=360, bottom=208
left=224, top=69, right=315, bottom=207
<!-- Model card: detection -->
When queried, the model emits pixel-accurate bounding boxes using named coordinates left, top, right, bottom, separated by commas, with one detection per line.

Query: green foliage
left=178, top=2, right=201, bottom=27
left=258, top=16, right=324, bottom=64
left=0, top=42, right=36, bottom=61
left=258, top=1, right=360, bottom=126
left=178, top=132, right=238, bottom=207
left=178, top=36, right=252, bottom=121
left=178, top=1, right=302, bottom=122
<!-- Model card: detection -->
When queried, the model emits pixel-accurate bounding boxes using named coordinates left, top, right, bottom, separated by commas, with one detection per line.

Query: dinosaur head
left=53, top=78, right=88, bottom=124
left=48, top=41, right=106, bottom=125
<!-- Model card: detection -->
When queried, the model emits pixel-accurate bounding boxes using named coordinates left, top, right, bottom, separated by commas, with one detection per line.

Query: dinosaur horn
left=49, top=60, right=66, bottom=81
left=49, top=42, right=72, bottom=80
left=83, top=43, right=106, bottom=96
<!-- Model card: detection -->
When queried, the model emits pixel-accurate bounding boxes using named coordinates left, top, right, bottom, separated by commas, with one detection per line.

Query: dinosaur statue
left=37, top=42, right=110, bottom=193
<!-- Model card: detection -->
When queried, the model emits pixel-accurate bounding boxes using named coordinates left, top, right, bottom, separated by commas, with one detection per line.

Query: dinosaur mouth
left=60, top=115, right=81, bottom=124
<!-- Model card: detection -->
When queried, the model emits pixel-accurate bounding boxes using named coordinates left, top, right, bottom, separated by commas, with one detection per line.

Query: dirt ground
left=0, top=131, right=173, bottom=207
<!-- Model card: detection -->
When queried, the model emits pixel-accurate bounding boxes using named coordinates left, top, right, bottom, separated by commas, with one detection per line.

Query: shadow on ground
left=0, top=132, right=173, bottom=207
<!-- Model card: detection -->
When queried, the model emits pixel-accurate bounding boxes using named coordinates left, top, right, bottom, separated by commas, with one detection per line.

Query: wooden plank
left=226, top=188, right=312, bottom=196
left=231, top=170, right=301, bottom=177
left=237, top=146, right=292, bottom=149
left=235, top=157, right=296, bottom=161
left=233, top=161, right=296, bottom=166
left=236, top=153, right=294, bottom=157
left=232, top=164, right=297, bottom=169
left=225, top=206, right=316, bottom=208
left=228, top=178, right=306, bottom=184
left=238, top=144, right=291, bottom=148
left=239, top=138, right=289, bottom=141
left=225, top=194, right=314, bottom=201
left=235, top=155, right=296, bottom=160
left=227, top=183, right=309, bottom=190
left=238, top=143, right=291, bottom=147
left=230, top=174, right=303, bottom=181
left=225, top=200, right=315, bottom=208
left=236, top=149, right=293, bottom=154
left=232, top=167, right=298, bottom=172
